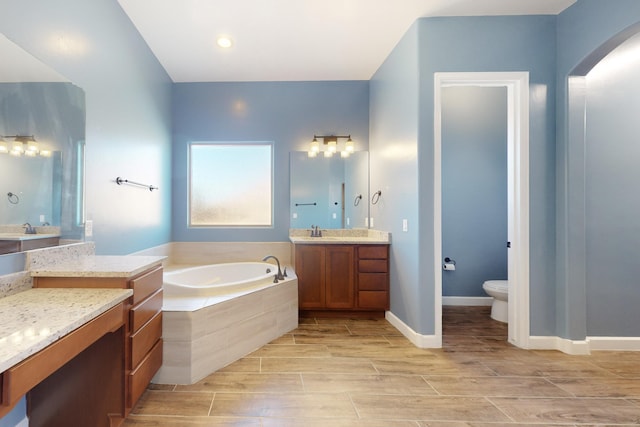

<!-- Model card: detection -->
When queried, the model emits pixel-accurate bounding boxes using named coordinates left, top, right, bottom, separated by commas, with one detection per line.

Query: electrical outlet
left=292, top=213, right=298, bottom=219
left=402, top=219, right=408, bottom=232
left=370, top=217, right=374, bottom=228
left=40, top=214, right=45, bottom=223
left=85, top=220, right=93, bottom=237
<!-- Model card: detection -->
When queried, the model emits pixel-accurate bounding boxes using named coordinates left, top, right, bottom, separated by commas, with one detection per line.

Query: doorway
left=434, top=72, right=530, bottom=348
left=441, top=85, right=508, bottom=309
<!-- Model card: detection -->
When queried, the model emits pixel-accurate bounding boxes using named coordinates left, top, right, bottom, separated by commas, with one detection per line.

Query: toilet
left=482, top=280, right=508, bottom=323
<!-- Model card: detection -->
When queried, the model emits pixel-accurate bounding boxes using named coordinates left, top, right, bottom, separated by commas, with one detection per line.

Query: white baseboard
left=442, top=296, right=493, bottom=306
left=385, top=311, right=441, bottom=348
left=529, top=335, right=640, bottom=354
left=16, top=417, right=28, bottom=427
left=529, top=336, right=591, bottom=355
left=587, top=336, right=640, bottom=351
left=385, top=313, right=640, bottom=354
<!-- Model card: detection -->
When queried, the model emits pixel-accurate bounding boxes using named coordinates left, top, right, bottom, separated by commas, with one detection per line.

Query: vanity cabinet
left=295, top=243, right=389, bottom=315
left=296, top=245, right=355, bottom=309
left=32, top=263, right=163, bottom=415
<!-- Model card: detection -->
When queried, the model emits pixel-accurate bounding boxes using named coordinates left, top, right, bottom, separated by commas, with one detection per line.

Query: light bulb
left=345, top=138, right=354, bottom=153
left=12, top=141, right=24, bottom=153
left=327, top=140, right=337, bottom=153
left=27, top=139, right=38, bottom=153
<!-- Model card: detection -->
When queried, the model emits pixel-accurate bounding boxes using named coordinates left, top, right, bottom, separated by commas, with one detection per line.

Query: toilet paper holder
left=443, top=257, right=456, bottom=271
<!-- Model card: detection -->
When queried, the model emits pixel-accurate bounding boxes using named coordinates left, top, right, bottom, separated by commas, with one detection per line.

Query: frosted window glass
left=189, top=143, right=273, bottom=226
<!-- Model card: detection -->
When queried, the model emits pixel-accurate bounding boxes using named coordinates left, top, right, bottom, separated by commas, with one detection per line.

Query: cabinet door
left=325, top=246, right=355, bottom=309
left=296, top=245, right=326, bottom=309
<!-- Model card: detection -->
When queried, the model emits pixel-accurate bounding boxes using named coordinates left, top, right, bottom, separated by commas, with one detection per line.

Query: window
left=189, top=142, right=273, bottom=227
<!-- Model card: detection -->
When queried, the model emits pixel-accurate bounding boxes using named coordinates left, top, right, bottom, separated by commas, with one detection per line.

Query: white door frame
left=434, top=72, right=530, bottom=348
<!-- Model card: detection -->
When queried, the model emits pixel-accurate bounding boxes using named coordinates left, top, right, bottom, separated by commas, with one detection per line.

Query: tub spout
left=262, top=255, right=285, bottom=280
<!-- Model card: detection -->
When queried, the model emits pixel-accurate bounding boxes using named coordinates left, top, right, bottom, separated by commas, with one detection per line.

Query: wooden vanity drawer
left=358, top=291, right=389, bottom=309
left=130, top=289, right=163, bottom=333
left=128, top=339, right=162, bottom=409
left=358, top=273, right=388, bottom=291
left=130, top=311, right=162, bottom=369
left=130, top=266, right=163, bottom=305
left=358, top=246, right=388, bottom=259
left=358, top=259, right=388, bottom=273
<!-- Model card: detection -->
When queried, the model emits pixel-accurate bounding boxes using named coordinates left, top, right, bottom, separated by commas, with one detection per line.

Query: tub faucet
left=23, top=222, right=36, bottom=234
left=262, top=255, right=285, bottom=280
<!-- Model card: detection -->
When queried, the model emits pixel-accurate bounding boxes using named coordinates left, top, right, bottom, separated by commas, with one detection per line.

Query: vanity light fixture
left=1, top=135, right=50, bottom=157
left=309, top=135, right=354, bottom=158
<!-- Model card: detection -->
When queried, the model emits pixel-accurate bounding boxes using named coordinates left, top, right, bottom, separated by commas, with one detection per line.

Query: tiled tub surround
left=132, top=241, right=293, bottom=269
left=154, top=276, right=298, bottom=385
left=133, top=241, right=299, bottom=385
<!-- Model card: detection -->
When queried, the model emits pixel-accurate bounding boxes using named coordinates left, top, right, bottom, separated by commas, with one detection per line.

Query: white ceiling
left=118, top=0, right=576, bottom=83
left=0, top=34, right=70, bottom=83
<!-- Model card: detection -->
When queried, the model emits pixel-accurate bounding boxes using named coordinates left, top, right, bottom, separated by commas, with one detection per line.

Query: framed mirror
left=0, top=34, right=85, bottom=256
left=290, top=151, right=369, bottom=230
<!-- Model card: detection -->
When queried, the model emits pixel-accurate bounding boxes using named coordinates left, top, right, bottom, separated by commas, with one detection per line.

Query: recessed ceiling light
left=216, top=36, right=233, bottom=49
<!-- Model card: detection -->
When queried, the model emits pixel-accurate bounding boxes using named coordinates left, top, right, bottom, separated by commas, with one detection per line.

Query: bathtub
left=154, top=262, right=298, bottom=385
left=163, top=261, right=283, bottom=298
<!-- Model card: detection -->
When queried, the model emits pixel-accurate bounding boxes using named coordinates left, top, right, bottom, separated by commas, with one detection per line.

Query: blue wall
left=584, top=34, right=640, bottom=336
left=441, top=86, right=508, bottom=297
left=0, top=0, right=173, bottom=256
left=171, top=81, right=369, bottom=242
left=556, top=0, right=640, bottom=340
left=369, top=23, right=422, bottom=333
left=416, top=15, right=557, bottom=336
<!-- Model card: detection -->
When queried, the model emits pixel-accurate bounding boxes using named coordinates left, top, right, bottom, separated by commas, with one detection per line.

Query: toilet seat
left=483, top=280, right=508, bottom=293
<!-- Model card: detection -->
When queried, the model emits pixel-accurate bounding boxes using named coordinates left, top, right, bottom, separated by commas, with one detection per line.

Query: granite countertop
left=289, top=228, right=390, bottom=245
left=30, top=255, right=166, bottom=278
left=0, top=288, right=133, bottom=372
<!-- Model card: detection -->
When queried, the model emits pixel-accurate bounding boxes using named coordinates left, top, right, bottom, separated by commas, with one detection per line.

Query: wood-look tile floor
left=125, top=307, right=640, bottom=426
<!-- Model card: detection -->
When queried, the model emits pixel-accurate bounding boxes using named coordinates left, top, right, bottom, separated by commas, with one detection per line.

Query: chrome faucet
left=23, top=222, right=36, bottom=234
left=262, top=255, right=285, bottom=281
left=309, top=224, right=322, bottom=237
